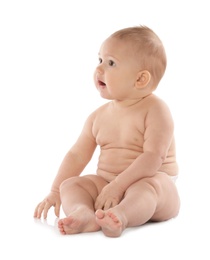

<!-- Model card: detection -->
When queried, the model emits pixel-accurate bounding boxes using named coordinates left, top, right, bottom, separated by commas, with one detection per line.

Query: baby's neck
left=111, top=98, right=143, bottom=108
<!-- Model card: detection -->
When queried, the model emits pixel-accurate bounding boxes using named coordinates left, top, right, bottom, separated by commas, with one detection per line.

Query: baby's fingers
left=103, top=199, right=118, bottom=211
left=34, top=201, right=51, bottom=219
left=43, top=201, right=52, bottom=219
left=95, top=196, right=103, bottom=210
left=54, top=203, right=60, bottom=218
left=34, top=202, right=44, bottom=218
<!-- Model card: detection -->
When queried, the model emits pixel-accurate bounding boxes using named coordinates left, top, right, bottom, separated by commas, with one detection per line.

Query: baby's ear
left=135, top=70, right=151, bottom=89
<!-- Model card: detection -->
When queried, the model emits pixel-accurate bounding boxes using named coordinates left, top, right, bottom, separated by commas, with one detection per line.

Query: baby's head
left=110, top=26, right=167, bottom=90
left=95, top=25, right=167, bottom=101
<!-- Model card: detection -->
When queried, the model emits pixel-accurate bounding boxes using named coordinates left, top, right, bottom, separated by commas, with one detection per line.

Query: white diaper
left=170, top=175, right=178, bottom=183
left=157, top=171, right=178, bottom=183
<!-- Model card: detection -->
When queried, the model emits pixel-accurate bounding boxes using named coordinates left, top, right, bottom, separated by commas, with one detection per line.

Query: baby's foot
left=58, top=208, right=100, bottom=235
left=95, top=209, right=125, bottom=237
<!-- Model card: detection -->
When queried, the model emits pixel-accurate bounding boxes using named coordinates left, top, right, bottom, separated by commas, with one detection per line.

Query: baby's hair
left=110, top=25, right=167, bottom=87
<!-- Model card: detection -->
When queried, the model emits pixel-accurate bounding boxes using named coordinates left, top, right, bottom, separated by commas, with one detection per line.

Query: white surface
left=1, top=0, right=210, bottom=259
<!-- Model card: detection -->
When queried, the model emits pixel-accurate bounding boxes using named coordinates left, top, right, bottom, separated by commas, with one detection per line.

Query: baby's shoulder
left=87, top=102, right=111, bottom=121
left=143, top=94, right=173, bottom=124
left=91, top=102, right=111, bottom=114
left=143, top=94, right=170, bottom=110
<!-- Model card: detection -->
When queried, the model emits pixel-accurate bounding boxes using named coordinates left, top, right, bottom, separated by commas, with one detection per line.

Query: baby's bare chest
left=92, top=111, right=145, bottom=149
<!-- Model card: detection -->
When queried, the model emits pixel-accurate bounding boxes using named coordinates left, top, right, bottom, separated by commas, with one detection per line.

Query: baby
left=34, top=25, right=180, bottom=237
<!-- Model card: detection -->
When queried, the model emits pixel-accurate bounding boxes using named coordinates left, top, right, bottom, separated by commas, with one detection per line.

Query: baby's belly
left=96, top=148, right=178, bottom=182
left=96, top=148, right=140, bottom=182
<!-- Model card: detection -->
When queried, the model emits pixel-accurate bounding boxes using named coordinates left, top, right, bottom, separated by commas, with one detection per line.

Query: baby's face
left=94, top=37, right=142, bottom=101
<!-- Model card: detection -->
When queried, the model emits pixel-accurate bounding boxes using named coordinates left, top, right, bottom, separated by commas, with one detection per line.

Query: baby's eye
left=109, top=60, right=115, bottom=66
left=98, top=58, right=102, bottom=64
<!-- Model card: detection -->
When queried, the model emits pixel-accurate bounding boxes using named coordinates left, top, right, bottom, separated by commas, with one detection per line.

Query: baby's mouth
left=98, top=80, right=106, bottom=88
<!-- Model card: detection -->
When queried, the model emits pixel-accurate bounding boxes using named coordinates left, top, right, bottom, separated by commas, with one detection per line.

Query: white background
left=0, top=0, right=210, bottom=259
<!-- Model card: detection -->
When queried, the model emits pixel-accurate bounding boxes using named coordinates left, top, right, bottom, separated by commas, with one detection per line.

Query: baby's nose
left=96, top=63, right=104, bottom=74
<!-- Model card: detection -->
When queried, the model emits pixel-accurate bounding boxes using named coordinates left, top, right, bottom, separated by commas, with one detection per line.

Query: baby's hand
left=34, top=191, right=61, bottom=219
left=95, top=180, right=124, bottom=211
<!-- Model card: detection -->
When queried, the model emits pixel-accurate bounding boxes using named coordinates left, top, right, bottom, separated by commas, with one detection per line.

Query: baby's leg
left=96, top=173, right=180, bottom=237
left=58, top=175, right=107, bottom=235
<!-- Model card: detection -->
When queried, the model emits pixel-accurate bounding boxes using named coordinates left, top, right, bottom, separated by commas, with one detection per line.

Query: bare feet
left=95, top=209, right=126, bottom=237
left=58, top=207, right=100, bottom=235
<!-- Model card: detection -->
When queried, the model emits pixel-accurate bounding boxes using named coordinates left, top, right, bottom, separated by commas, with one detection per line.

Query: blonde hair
left=110, top=26, right=167, bottom=87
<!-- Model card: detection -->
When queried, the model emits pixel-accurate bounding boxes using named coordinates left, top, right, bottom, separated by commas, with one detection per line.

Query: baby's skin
left=34, top=26, right=180, bottom=237
left=56, top=94, right=179, bottom=237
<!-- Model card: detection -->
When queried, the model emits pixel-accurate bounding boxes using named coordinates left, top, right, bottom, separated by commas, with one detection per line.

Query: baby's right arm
left=34, top=112, right=97, bottom=219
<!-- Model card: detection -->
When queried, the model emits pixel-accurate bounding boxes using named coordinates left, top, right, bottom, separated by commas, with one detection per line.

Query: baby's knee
left=59, top=176, right=80, bottom=192
left=140, top=177, right=163, bottom=197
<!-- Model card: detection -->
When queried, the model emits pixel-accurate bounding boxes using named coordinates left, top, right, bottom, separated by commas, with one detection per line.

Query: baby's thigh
left=83, top=174, right=108, bottom=194
left=126, top=173, right=180, bottom=221
left=149, top=173, right=180, bottom=221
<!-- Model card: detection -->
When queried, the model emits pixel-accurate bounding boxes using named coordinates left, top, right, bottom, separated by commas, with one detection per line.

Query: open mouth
left=98, top=80, right=106, bottom=88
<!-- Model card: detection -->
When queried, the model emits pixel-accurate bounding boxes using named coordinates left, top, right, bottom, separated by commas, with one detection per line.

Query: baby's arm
left=34, top=112, right=97, bottom=218
left=115, top=100, right=174, bottom=191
